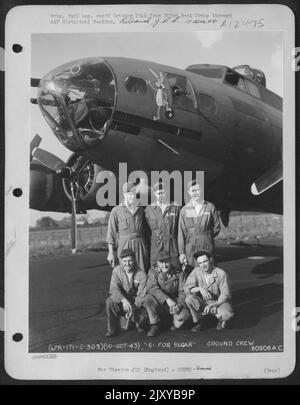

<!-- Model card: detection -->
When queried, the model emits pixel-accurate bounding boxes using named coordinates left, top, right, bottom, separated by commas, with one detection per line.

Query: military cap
left=193, top=250, right=211, bottom=260
left=122, top=182, right=136, bottom=193
left=120, top=248, right=136, bottom=259
left=157, top=251, right=172, bottom=262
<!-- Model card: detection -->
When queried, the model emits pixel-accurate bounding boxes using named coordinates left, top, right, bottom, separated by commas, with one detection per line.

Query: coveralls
left=178, top=200, right=220, bottom=265
left=106, top=264, right=147, bottom=334
left=184, top=266, right=234, bottom=323
left=145, top=203, right=180, bottom=267
left=143, top=264, right=192, bottom=328
left=106, top=202, right=149, bottom=272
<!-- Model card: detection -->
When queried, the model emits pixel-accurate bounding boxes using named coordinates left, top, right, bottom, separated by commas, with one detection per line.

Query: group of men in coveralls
left=105, top=180, right=234, bottom=337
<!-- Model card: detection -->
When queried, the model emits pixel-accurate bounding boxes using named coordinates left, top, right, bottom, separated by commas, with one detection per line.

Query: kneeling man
left=105, top=248, right=147, bottom=337
left=185, top=250, right=234, bottom=332
left=143, top=251, right=191, bottom=337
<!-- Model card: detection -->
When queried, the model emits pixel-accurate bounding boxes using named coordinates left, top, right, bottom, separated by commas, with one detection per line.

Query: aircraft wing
left=251, top=161, right=282, bottom=195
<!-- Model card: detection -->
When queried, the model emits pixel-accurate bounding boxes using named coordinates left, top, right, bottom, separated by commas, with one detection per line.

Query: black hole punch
left=12, top=44, right=23, bottom=53
left=13, top=188, right=23, bottom=197
left=12, top=333, right=23, bottom=342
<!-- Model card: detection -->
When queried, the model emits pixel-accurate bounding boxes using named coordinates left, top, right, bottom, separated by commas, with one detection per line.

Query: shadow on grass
left=80, top=263, right=109, bottom=270
left=251, top=257, right=283, bottom=278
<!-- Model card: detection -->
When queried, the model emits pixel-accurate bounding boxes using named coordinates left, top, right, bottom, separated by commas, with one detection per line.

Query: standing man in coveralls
left=178, top=179, right=220, bottom=266
left=145, top=182, right=180, bottom=267
left=106, top=182, right=149, bottom=272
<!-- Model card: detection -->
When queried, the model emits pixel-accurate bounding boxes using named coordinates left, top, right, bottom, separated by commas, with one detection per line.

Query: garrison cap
left=157, top=251, right=172, bottom=262
left=120, top=248, right=136, bottom=259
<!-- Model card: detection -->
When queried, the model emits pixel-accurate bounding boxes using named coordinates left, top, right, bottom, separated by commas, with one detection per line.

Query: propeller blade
left=32, top=148, right=67, bottom=172
left=251, top=161, right=283, bottom=195
left=30, top=135, right=42, bottom=161
left=70, top=182, right=77, bottom=254
left=77, top=159, right=90, bottom=174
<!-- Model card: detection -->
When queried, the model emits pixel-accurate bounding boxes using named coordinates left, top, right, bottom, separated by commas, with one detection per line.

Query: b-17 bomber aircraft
left=30, top=57, right=283, bottom=250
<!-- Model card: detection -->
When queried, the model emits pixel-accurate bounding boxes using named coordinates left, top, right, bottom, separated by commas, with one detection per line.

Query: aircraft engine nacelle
left=31, top=152, right=153, bottom=213
left=30, top=160, right=71, bottom=212
left=62, top=154, right=153, bottom=210
left=30, top=154, right=113, bottom=213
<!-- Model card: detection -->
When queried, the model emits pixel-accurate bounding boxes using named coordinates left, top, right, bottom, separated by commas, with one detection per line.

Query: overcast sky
left=30, top=31, right=283, bottom=225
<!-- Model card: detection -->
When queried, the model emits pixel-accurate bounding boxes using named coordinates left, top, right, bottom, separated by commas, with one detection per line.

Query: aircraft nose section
left=37, top=58, right=116, bottom=151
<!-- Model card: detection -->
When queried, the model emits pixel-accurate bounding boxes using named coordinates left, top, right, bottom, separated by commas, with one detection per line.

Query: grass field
left=29, top=213, right=283, bottom=257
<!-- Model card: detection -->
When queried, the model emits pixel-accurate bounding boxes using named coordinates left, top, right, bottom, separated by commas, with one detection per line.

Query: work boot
left=136, top=323, right=145, bottom=333
left=147, top=324, right=160, bottom=337
left=123, top=318, right=135, bottom=332
left=105, top=330, right=117, bottom=337
left=216, top=320, right=227, bottom=330
left=191, top=320, right=204, bottom=333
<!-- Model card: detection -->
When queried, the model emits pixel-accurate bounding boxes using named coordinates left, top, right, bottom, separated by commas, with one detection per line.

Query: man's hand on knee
left=122, top=298, right=133, bottom=315
left=203, top=303, right=218, bottom=315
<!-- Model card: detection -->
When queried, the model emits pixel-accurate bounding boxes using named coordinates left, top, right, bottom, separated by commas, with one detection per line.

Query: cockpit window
left=225, top=70, right=247, bottom=93
left=246, top=80, right=262, bottom=99
left=125, top=76, right=147, bottom=95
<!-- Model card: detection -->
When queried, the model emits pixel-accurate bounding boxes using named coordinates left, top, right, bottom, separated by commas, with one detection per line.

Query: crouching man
left=185, top=250, right=234, bottom=332
left=143, top=251, right=192, bottom=337
left=105, top=248, right=147, bottom=337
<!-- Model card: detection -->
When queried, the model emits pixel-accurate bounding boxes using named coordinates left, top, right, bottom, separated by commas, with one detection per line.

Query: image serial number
left=148, top=390, right=196, bottom=401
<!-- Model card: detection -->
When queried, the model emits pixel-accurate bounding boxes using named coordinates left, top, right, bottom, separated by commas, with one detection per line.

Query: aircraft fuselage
left=36, top=57, right=282, bottom=214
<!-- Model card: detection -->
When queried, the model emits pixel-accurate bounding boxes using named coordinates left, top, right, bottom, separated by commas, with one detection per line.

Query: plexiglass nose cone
left=38, top=58, right=116, bottom=151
